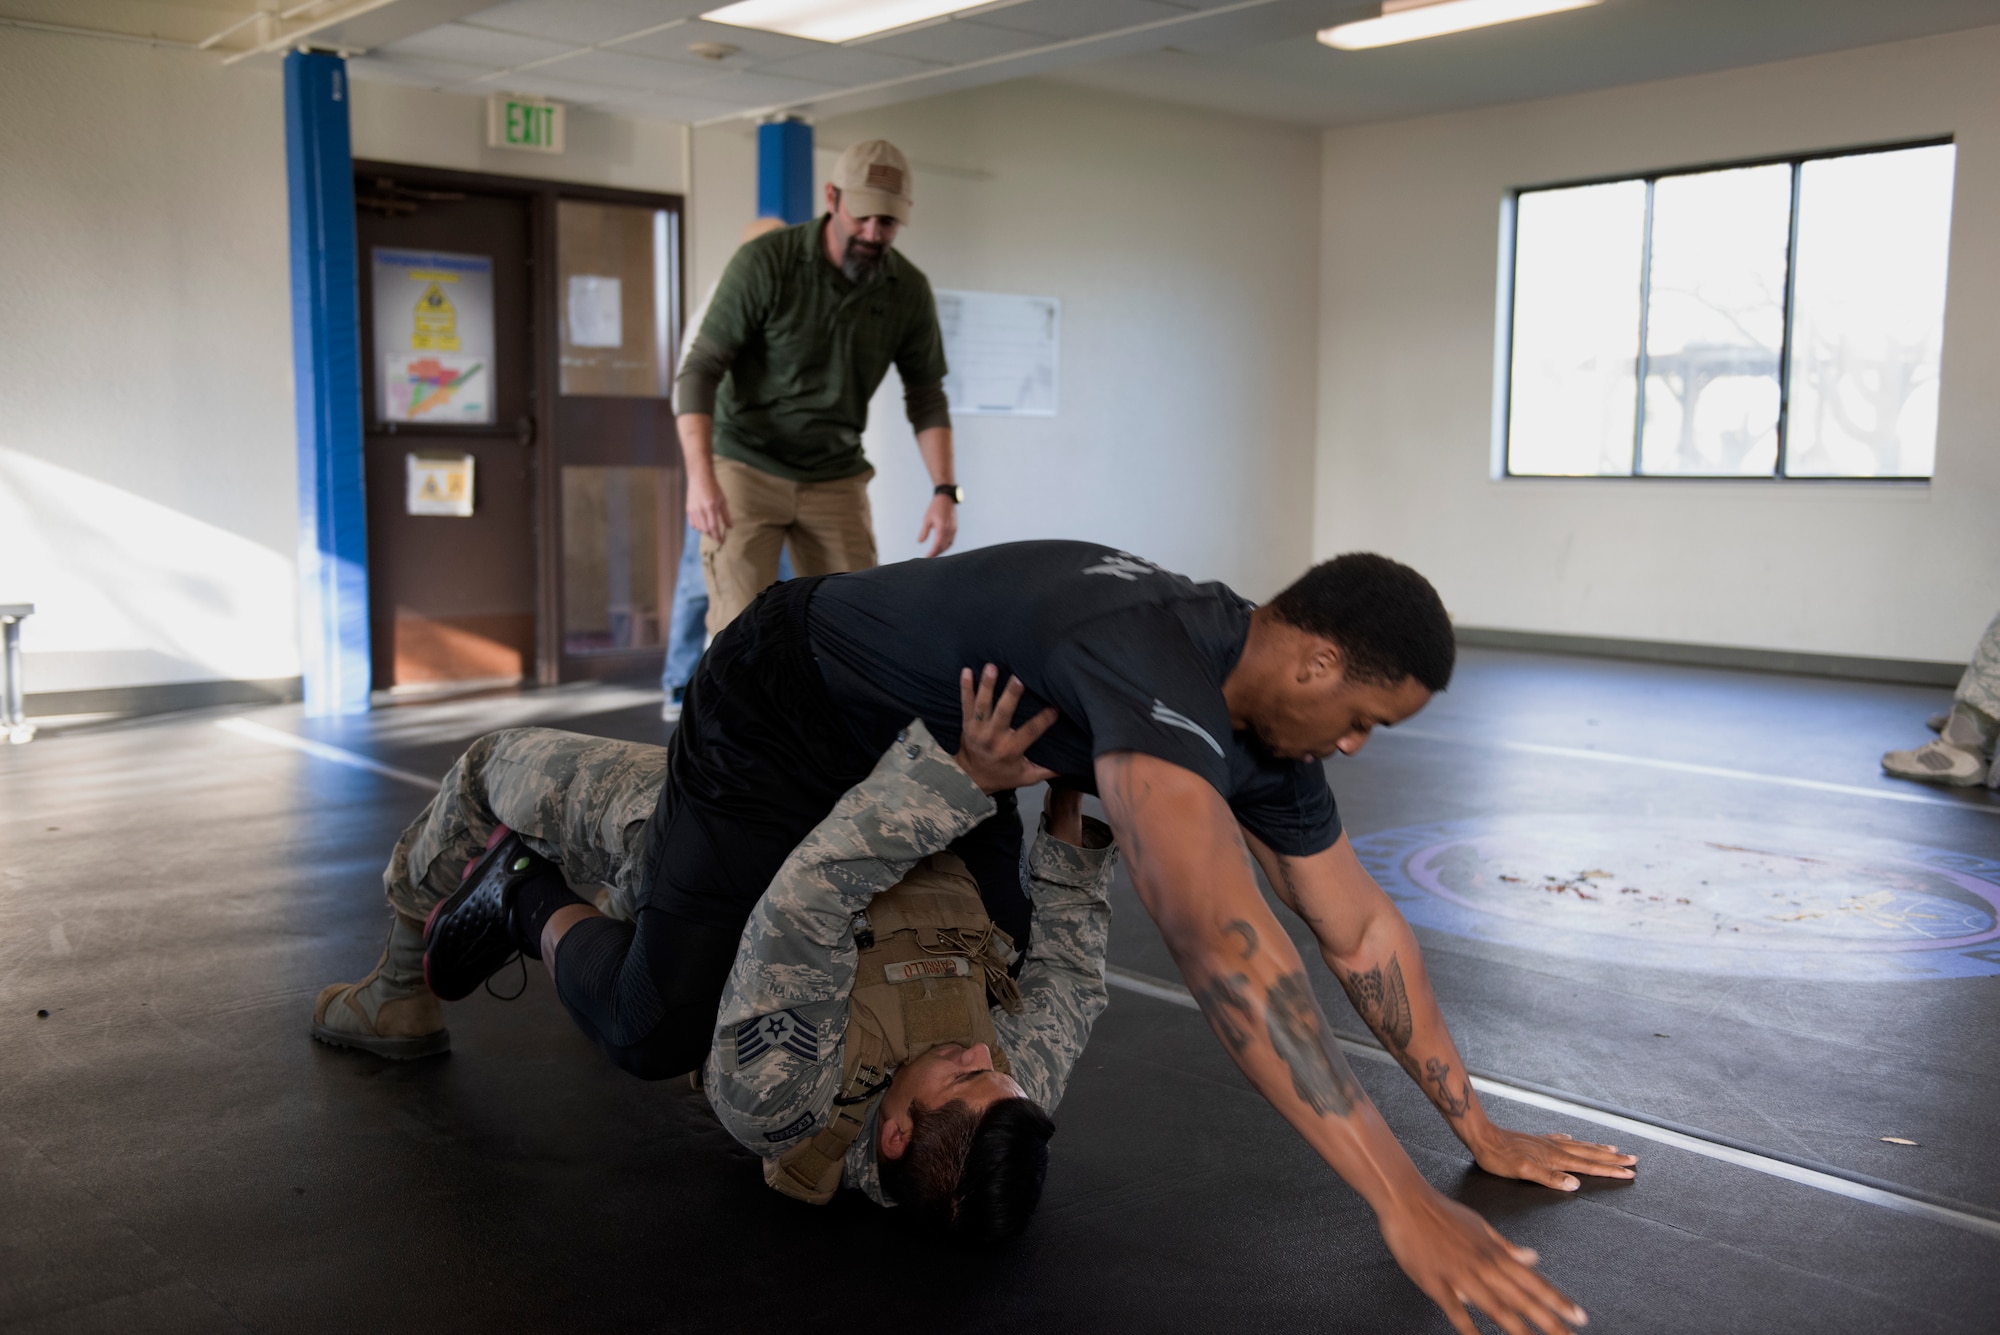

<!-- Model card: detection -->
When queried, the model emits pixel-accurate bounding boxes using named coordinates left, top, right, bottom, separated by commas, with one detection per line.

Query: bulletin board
left=935, top=289, right=1060, bottom=418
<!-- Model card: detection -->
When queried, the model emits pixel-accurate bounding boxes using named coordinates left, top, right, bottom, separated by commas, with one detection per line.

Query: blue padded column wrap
left=756, top=119, right=816, bottom=225
left=284, top=51, right=371, bottom=715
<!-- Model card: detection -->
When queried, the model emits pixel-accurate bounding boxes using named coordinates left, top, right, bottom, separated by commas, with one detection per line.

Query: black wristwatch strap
left=934, top=484, right=963, bottom=503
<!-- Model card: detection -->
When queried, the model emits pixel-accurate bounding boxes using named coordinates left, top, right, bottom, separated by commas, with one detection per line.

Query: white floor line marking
left=1388, top=729, right=2000, bottom=816
left=215, top=718, right=442, bottom=793
left=1103, top=965, right=2000, bottom=1243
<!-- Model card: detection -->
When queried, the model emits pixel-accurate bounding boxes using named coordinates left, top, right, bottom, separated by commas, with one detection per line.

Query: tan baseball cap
left=830, top=139, right=913, bottom=224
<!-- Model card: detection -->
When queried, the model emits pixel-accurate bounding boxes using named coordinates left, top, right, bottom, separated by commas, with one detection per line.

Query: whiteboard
left=935, top=289, right=1059, bottom=417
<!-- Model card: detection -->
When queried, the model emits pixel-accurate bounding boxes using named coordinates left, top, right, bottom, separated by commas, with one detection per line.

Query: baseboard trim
left=1454, top=628, right=1964, bottom=688
left=25, top=676, right=304, bottom=718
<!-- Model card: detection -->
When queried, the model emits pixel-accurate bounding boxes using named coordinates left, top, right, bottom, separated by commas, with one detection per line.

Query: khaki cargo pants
left=1958, top=610, right=2000, bottom=723
left=702, top=457, right=876, bottom=635
left=383, top=728, right=667, bottom=926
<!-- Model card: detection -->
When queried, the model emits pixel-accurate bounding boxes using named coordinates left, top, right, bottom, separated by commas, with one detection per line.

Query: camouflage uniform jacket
left=705, top=720, right=1117, bottom=1205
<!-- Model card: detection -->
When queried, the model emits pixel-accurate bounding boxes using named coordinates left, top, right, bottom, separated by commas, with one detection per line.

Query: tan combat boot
left=311, top=912, right=450, bottom=1059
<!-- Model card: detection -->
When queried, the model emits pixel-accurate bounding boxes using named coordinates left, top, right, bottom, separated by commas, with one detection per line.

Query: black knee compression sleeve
left=550, top=910, right=750, bottom=1081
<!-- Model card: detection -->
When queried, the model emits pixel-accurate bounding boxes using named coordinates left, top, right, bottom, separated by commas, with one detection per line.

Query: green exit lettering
left=490, top=96, right=562, bottom=154
left=507, top=103, right=550, bottom=146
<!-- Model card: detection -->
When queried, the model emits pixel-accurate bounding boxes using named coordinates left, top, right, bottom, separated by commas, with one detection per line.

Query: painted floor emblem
left=1353, top=816, right=2000, bottom=980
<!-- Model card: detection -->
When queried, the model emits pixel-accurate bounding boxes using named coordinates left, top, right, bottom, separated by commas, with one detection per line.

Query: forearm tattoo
left=1193, top=973, right=1254, bottom=1054
left=1344, top=954, right=1414, bottom=1056
left=1423, top=1057, right=1473, bottom=1120
left=1264, top=972, right=1363, bottom=1118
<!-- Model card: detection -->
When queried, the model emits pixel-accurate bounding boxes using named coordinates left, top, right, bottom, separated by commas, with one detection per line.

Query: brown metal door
left=356, top=177, right=537, bottom=691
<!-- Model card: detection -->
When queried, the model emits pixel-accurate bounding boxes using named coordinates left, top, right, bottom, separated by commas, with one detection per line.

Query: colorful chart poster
left=383, top=353, right=491, bottom=424
left=372, top=248, right=496, bottom=424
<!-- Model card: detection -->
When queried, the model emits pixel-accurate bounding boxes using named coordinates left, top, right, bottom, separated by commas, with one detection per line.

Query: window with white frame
left=1502, top=142, right=1956, bottom=480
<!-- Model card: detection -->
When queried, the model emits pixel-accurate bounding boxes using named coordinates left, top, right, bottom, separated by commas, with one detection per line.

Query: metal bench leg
left=3, top=616, right=33, bottom=744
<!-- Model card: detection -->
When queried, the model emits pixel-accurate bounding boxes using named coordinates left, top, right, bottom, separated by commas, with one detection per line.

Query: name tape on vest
left=883, top=956, right=974, bottom=984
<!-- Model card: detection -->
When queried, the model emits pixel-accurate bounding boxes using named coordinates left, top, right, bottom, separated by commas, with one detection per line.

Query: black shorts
left=555, top=576, right=1026, bottom=1079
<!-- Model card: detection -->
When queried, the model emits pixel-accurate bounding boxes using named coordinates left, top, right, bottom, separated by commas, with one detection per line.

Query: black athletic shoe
left=422, top=832, right=550, bottom=1002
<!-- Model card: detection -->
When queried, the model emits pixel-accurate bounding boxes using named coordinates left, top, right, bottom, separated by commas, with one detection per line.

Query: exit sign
left=487, top=95, right=564, bottom=154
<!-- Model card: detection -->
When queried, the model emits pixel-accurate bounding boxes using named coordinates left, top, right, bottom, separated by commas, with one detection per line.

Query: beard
left=841, top=237, right=887, bottom=285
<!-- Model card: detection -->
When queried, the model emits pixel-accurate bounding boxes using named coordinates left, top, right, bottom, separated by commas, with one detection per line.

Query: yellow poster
left=412, top=278, right=461, bottom=351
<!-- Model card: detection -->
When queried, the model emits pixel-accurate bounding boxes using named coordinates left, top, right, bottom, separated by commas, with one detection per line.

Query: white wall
left=0, top=37, right=700, bottom=702
left=0, top=33, right=298, bottom=696
left=778, top=81, right=1322, bottom=599
left=1317, top=27, right=2000, bottom=664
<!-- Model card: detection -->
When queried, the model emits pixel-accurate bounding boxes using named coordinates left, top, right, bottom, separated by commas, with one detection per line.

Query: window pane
left=1784, top=145, right=1954, bottom=478
left=1506, top=181, right=1646, bottom=475
left=562, top=466, right=675, bottom=654
left=557, top=200, right=676, bottom=398
left=1639, top=165, right=1790, bottom=476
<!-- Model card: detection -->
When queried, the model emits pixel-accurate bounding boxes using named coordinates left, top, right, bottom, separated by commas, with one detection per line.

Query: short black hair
left=1267, top=553, right=1455, bottom=692
left=878, top=1097, right=1055, bottom=1244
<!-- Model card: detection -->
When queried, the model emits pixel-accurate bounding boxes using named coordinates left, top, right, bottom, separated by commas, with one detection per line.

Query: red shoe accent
left=463, top=824, right=512, bottom=882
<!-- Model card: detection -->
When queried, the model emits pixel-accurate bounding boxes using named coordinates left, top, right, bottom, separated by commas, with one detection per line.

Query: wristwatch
left=934, top=484, right=963, bottom=504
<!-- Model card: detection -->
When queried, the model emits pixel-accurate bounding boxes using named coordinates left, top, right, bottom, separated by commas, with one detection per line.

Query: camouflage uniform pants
left=383, top=728, right=668, bottom=925
left=1957, top=610, right=2000, bottom=724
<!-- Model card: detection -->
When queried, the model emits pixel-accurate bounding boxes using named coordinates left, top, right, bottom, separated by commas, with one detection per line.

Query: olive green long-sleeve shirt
left=675, top=217, right=951, bottom=484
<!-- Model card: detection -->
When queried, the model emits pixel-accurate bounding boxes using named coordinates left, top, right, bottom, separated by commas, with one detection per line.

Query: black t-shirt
left=807, top=540, right=1340, bottom=858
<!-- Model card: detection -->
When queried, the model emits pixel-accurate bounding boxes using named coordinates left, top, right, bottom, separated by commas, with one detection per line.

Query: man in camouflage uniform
left=709, top=720, right=1116, bottom=1210
left=1882, top=608, right=2000, bottom=788
left=311, top=728, right=671, bottom=1057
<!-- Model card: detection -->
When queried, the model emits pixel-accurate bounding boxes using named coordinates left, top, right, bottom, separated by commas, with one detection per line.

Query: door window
left=556, top=200, right=676, bottom=398
left=561, top=465, right=673, bottom=655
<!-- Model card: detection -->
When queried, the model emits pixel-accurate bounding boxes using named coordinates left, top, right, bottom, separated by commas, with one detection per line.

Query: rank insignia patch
left=736, top=1009, right=819, bottom=1065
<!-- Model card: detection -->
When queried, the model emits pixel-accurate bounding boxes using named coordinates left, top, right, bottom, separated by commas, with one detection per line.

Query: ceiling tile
left=970, top=0, right=1195, bottom=40
left=546, top=48, right=718, bottom=92
left=466, top=0, right=711, bottom=46
left=480, top=69, right=642, bottom=101
left=382, top=22, right=582, bottom=66
left=346, top=54, right=493, bottom=90
left=614, top=17, right=828, bottom=63
left=753, top=45, right=944, bottom=85
left=854, top=18, right=1048, bottom=63
left=682, top=69, right=842, bottom=107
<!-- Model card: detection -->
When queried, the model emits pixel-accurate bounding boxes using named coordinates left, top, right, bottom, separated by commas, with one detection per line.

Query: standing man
left=674, top=139, right=961, bottom=636
left=661, top=217, right=790, bottom=724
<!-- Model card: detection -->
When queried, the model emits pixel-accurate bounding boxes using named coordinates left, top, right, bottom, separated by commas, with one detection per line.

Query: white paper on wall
left=935, top=290, right=1059, bottom=417
left=568, top=275, right=624, bottom=348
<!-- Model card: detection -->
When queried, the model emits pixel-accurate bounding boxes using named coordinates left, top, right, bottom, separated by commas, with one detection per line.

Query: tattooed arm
left=1244, top=828, right=1638, bottom=1194
left=1097, top=751, right=1588, bottom=1335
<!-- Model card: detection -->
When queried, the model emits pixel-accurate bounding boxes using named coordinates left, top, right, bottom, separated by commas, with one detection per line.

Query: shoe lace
left=484, top=952, right=528, bottom=1002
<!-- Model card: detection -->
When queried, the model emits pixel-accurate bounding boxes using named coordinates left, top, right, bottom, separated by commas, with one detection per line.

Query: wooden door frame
left=353, top=159, right=686, bottom=688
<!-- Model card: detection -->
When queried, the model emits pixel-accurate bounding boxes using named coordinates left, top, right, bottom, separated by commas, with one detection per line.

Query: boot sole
left=309, top=1021, right=451, bottom=1060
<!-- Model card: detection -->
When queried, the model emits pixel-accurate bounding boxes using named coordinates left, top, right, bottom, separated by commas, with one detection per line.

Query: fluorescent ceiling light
left=701, top=0, right=969, bottom=43
left=1319, top=0, right=1602, bottom=51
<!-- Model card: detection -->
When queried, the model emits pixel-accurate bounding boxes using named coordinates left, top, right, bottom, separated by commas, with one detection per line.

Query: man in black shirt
left=368, top=541, right=1633, bottom=1334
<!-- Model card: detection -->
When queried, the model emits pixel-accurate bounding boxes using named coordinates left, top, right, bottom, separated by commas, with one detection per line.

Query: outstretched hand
left=1379, top=1187, right=1589, bottom=1335
left=1473, top=1129, right=1636, bottom=1193
left=954, top=664, right=1058, bottom=794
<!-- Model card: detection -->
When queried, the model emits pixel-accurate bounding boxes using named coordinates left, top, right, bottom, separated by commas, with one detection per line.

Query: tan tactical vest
left=764, top=851, right=1021, bottom=1204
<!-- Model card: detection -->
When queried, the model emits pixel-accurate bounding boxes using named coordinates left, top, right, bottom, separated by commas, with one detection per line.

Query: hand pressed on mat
left=1470, top=1128, right=1637, bottom=1193
left=1378, top=1187, right=1588, bottom=1335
